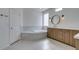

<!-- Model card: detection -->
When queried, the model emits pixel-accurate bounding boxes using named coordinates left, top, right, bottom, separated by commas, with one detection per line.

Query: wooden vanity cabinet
left=47, top=28, right=79, bottom=47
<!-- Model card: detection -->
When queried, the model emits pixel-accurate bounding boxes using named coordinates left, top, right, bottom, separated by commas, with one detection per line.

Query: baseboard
left=10, top=39, right=21, bottom=46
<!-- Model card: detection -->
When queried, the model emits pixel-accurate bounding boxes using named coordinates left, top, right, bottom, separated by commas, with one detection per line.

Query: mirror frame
left=51, top=15, right=61, bottom=25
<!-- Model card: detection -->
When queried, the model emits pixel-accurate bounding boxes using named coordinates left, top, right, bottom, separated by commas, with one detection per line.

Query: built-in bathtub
left=21, top=30, right=47, bottom=40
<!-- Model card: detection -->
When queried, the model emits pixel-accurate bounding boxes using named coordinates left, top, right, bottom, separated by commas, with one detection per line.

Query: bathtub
left=21, top=30, right=47, bottom=40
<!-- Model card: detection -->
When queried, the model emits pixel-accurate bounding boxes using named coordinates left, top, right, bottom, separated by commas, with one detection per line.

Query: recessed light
left=55, top=8, right=63, bottom=12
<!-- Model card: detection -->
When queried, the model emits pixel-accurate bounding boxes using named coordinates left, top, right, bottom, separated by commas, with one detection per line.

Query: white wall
left=23, top=8, right=42, bottom=26
left=22, top=8, right=43, bottom=30
left=44, top=8, right=79, bottom=28
left=0, top=9, right=10, bottom=49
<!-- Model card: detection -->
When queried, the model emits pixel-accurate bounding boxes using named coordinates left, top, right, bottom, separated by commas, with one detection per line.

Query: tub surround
left=21, top=30, right=47, bottom=40
left=47, top=27, right=79, bottom=47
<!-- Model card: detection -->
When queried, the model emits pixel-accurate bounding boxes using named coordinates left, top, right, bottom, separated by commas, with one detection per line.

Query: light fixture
left=61, top=15, right=64, bottom=20
left=55, top=8, right=63, bottom=12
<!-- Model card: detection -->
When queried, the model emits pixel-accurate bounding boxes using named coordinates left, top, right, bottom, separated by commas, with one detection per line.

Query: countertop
left=47, top=26, right=79, bottom=30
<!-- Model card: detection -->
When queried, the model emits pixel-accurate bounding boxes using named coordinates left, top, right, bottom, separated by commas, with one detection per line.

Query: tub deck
left=21, top=30, right=47, bottom=40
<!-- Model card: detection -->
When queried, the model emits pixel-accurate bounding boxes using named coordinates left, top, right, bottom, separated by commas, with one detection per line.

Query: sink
left=74, top=33, right=79, bottom=39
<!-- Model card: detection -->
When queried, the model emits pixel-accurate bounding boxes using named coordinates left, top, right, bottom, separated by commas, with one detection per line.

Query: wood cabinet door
left=47, top=28, right=52, bottom=38
left=57, top=29, right=63, bottom=42
left=53, top=29, right=58, bottom=40
left=47, top=28, right=59, bottom=40
left=69, top=30, right=75, bottom=47
left=63, top=30, right=70, bottom=44
left=51, top=29, right=55, bottom=38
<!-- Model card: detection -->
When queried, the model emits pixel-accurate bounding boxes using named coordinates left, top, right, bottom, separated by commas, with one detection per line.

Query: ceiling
left=23, top=8, right=49, bottom=12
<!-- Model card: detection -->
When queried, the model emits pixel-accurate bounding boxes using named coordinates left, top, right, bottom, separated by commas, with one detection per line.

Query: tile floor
left=5, top=38, right=75, bottom=50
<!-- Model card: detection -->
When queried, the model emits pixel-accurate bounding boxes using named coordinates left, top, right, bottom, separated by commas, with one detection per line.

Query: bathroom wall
left=43, top=8, right=79, bottom=29
left=0, top=9, right=10, bottom=49
left=23, top=8, right=42, bottom=30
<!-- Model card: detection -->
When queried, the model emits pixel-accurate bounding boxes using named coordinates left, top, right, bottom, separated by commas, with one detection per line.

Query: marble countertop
left=48, top=26, right=79, bottom=30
